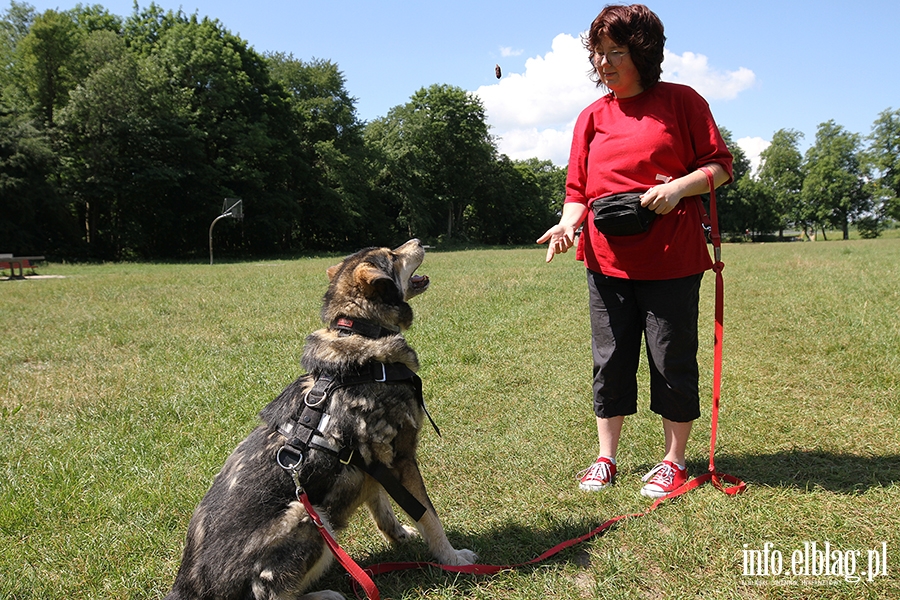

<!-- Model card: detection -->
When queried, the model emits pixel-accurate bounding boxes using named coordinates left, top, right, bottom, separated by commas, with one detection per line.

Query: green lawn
left=2, top=238, right=898, bottom=599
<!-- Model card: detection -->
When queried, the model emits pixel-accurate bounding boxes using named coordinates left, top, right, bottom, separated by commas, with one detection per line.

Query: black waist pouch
left=592, top=193, right=657, bottom=236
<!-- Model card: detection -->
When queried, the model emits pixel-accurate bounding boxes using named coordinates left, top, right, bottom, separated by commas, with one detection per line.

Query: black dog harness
left=275, top=318, right=439, bottom=522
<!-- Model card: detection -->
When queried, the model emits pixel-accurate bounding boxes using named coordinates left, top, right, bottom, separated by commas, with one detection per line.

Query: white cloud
left=476, top=33, right=597, bottom=164
left=474, top=35, right=756, bottom=166
left=662, top=50, right=756, bottom=100
left=500, top=46, right=524, bottom=57
left=737, top=136, right=770, bottom=176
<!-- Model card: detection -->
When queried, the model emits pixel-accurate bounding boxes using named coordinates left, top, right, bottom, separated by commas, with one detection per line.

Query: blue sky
left=23, top=0, right=900, bottom=170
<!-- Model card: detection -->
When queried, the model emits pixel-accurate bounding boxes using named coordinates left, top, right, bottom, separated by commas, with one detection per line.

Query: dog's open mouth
left=410, top=274, right=430, bottom=292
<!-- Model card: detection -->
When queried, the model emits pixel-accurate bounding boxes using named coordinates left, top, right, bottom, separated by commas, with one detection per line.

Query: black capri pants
left=587, top=269, right=703, bottom=423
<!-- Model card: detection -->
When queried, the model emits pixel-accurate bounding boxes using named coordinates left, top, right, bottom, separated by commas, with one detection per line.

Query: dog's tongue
left=411, top=274, right=429, bottom=289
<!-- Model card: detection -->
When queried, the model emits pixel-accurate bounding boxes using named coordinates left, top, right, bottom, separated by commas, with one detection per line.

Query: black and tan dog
left=165, top=239, right=476, bottom=600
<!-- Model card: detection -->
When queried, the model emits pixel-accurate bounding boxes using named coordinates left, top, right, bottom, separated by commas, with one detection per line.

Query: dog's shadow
left=313, top=449, right=899, bottom=596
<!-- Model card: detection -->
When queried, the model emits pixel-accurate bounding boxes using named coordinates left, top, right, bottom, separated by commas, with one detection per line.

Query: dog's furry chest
left=261, top=372, right=423, bottom=469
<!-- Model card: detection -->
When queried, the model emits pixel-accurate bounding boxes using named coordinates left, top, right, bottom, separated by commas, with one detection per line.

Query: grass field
left=2, top=237, right=899, bottom=599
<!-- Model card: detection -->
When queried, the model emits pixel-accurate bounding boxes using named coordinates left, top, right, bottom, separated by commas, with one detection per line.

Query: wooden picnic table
left=0, top=255, right=46, bottom=279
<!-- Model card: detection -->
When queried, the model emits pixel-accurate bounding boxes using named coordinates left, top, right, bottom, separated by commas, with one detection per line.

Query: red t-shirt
left=566, top=82, right=733, bottom=280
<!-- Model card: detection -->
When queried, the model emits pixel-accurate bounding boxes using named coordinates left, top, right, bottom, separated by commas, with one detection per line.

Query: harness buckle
left=374, top=363, right=387, bottom=382
left=276, top=445, right=304, bottom=471
left=304, top=387, right=327, bottom=408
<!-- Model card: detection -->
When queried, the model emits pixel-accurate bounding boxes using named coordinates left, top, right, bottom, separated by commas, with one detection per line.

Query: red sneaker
left=640, top=460, right=687, bottom=498
left=578, top=456, right=616, bottom=491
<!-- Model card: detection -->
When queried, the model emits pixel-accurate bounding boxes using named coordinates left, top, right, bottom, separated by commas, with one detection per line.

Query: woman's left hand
left=639, top=182, right=685, bottom=215
left=640, top=165, right=727, bottom=215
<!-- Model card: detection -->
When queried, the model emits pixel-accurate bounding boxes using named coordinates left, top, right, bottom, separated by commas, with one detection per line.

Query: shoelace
left=578, top=460, right=613, bottom=482
left=642, top=462, right=675, bottom=487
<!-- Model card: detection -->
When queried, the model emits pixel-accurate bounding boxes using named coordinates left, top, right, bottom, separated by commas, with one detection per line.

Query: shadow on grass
left=311, top=513, right=606, bottom=598
left=688, top=449, right=900, bottom=494
left=302, top=451, right=900, bottom=597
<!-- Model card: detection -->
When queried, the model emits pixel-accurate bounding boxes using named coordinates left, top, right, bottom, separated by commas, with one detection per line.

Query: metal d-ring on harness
left=275, top=362, right=438, bottom=523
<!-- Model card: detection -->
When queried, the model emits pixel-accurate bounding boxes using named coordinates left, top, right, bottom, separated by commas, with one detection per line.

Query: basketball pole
left=209, top=198, right=243, bottom=265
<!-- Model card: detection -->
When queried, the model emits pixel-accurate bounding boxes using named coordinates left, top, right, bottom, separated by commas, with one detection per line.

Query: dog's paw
left=383, top=523, right=420, bottom=545
left=397, top=524, right=420, bottom=542
left=443, top=548, right=478, bottom=566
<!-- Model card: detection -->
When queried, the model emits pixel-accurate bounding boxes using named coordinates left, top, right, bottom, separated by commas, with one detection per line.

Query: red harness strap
left=312, top=168, right=745, bottom=598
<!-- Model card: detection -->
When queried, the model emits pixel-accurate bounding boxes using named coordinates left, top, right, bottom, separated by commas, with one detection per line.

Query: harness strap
left=347, top=452, right=427, bottom=522
left=277, top=362, right=433, bottom=524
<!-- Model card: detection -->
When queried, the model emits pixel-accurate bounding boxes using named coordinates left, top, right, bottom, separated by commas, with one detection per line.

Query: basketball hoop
left=209, top=199, right=243, bottom=265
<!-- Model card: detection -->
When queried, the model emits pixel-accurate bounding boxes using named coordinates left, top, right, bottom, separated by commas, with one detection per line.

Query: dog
left=165, top=239, right=477, bottom=600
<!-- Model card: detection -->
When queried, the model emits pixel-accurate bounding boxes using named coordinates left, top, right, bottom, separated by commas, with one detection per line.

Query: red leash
left=298, top=491, right=382, bottom=600
left=700, top=165, right=746, bottom=496
left=312, top=167, right=745, bottom=598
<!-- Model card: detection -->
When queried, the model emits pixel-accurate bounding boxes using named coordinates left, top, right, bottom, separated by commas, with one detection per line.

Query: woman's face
left=593, top=35, right=643, bottom=98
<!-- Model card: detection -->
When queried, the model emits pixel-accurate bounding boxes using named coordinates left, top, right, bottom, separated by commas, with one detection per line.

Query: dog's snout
left=394, top=239, right=424, bottom=254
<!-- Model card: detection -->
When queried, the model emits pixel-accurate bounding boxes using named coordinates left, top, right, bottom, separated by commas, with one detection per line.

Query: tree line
left=0, top=2, right=564, bottom=260
left=1, top=2, right=897, bottom=260
left=722, top=114, right=900, bottom=241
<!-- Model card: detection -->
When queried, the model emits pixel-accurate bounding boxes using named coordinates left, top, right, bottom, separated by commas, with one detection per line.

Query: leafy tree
left=513, top=157, right=566, bottom=219
left=366, top=84, right=495, bottom=241
left=757, top=128, right=805, bottom=237
left=0, top=106, right=77, bottom=254
left=56, top=31, right=189, bottom=259
left=67, top=3, right=123, bottom=35
left=148, top=15, right=299, bottom=257
left=0, top=1, right=35, bottom=102
left=122, top=2, right=188, bottom=56
left=802, top=120, right=871, bottom=240
left=16, top=9, right=85, bottom=125
left=464, top=155, right=551, bottom=244
left=268, top=53, right=380, bottom=249
left=868, top=107, right=900, bottom=221
left=715, top=127, right=759, bottom=238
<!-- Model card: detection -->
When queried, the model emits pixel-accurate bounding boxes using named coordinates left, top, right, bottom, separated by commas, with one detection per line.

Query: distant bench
left=0, top=254, right=45, bottom=279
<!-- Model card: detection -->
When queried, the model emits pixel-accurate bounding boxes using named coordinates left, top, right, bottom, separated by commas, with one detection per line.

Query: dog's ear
left=354, top=262, right=400, bottom=300
left=326, top=263, right=342, bottom=281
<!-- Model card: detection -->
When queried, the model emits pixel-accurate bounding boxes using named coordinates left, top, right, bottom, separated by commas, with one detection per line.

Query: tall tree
left=513, top=157, right=566, bottom=219
left=365, top=84, right=495, bottom=241
left=868, top=107, right=900, bottom=221
left=16, top=9, right=84, bottom=125
left=715, top=127, right=760, bottom=237
left=0, top=1, right=35, bottom=101
left=148, top=15, right=298, bottom=257
left=757, top=128, right=805, bottom=237
left=57, top=30, right=192, bottom=259
left=802, top=120, right=871, bottom=240
left=268, top=53, right=379, bottom=249
left=465, top=155, right=555, bottom=244
left=0, top=106, right=76, bottom=254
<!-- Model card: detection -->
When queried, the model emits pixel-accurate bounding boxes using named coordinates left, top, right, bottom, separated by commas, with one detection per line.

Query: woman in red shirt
left=537, top=4, right=733, bottom=497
